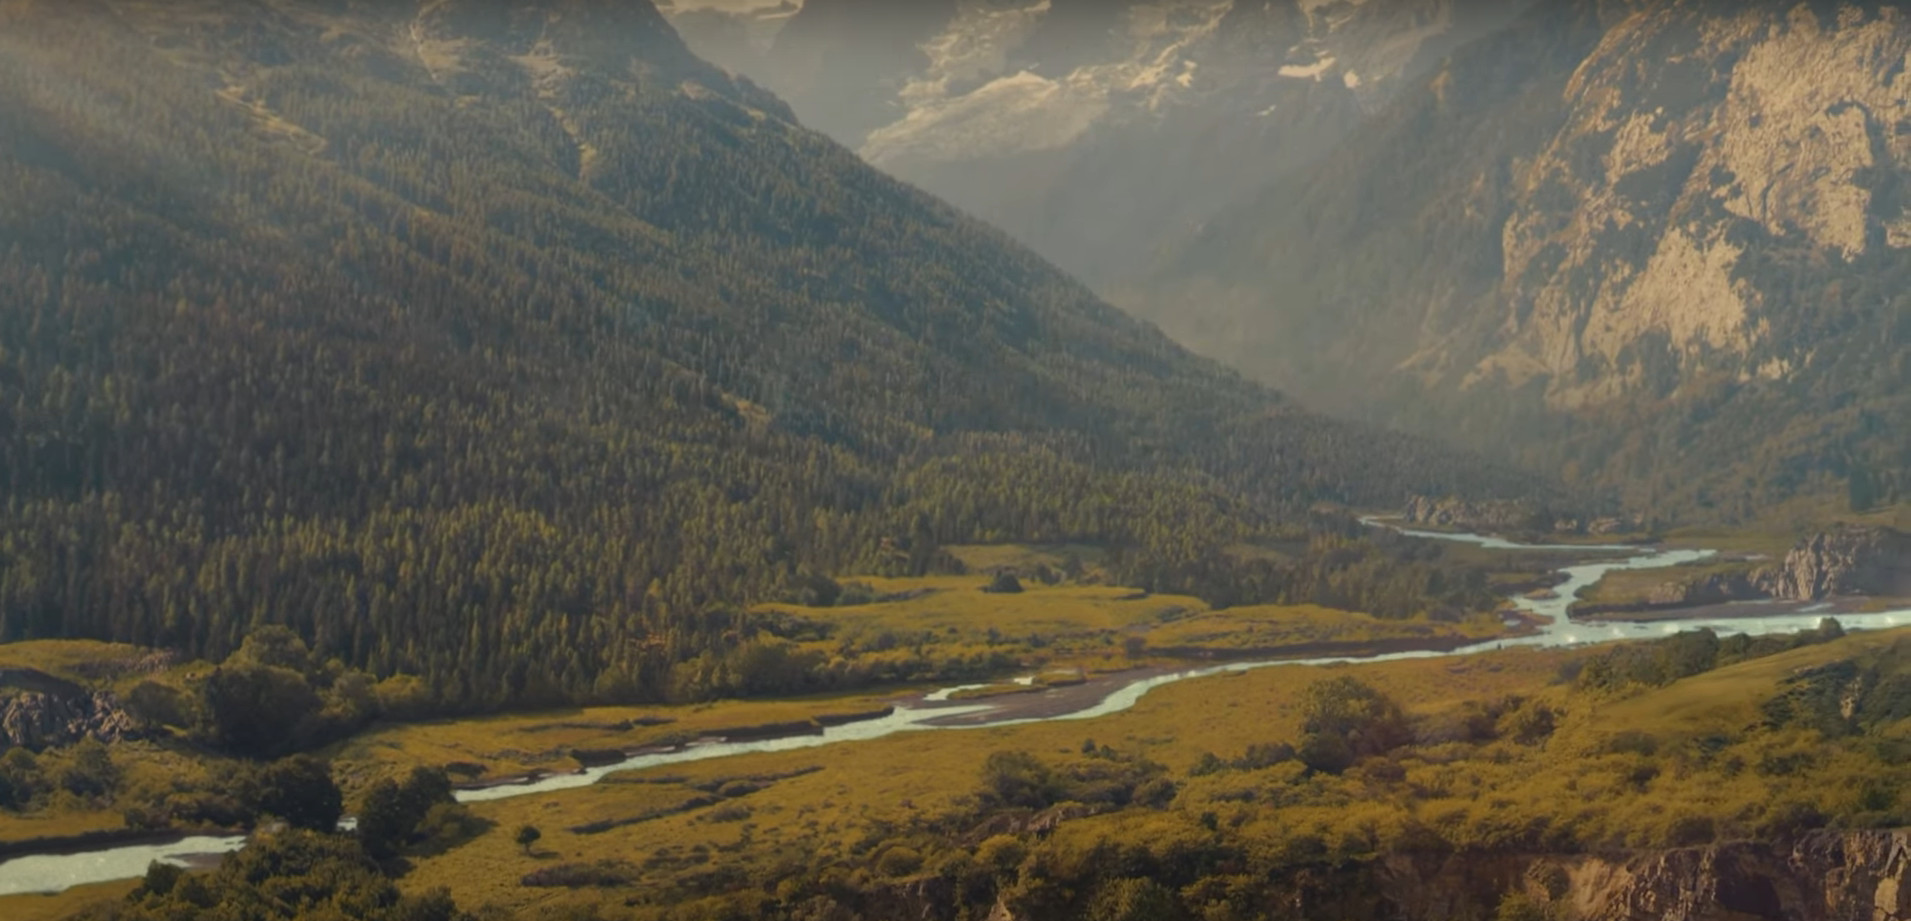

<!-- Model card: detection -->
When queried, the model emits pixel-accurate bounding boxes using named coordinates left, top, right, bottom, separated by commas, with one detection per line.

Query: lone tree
left=515, top=824, right=542, bottom=855
left=983, top=571, right=1024, bottom=594
left=255, top=755, right=344, bottom=832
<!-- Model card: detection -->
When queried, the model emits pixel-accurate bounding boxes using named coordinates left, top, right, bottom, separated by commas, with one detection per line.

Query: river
left=5, top=523, right=1907, bottom=896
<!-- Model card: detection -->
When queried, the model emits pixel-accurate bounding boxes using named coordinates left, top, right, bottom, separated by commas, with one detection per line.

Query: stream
left=5, top=523, right=1908, bottom=896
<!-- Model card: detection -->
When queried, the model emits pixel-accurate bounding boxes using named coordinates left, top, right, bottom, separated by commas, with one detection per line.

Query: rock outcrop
left=1571, top=565, right=1768, bottom=618
left=1564, top=830, right=1911, bottom=921
left=1404, top=494, right=1550, bottom=532
left=1639, top=569, right=1761, bottom=607
left=893, top=830, right=1911, bottom=921
left=1137, top=1, right=1911, bottom=516
left=1765, top=525, right=1911, bottom=601
left=0, top=676, right=140, bottom=752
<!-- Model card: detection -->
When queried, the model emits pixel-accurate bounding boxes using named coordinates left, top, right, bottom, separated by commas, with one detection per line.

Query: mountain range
left=1137, top=0, right=1911, bottom=517
left=672, top=0, right=1911, bottom=520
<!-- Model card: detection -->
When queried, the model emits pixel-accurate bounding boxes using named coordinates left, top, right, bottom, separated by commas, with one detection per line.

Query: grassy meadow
left=752, top=569, right=1516, bottom=671
left=10, top=622, right=1911, bottom=920
left=388, top=646, right=1581, bottom=917
left=14, top=537, right=1909, bottom=921
left=287, top=625, right=1903, bottom=920
left=0, top=558, right=1536, bottom=857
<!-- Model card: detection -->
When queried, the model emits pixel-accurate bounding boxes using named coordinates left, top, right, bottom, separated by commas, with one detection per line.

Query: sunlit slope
left=0, top=0, right=1545, bottom=706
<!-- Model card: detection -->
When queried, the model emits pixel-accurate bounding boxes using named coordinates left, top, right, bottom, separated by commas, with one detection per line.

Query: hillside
left=1135, top=0, right=1911, bottom=520
left=0, top=0, right=1541, bottom=710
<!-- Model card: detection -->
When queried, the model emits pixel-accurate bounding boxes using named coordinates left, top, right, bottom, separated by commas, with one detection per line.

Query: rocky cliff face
left=1402, top=494, right=1632, bottom=535
left=965, top=830, right=1911, bottom=921
left=1563, top=830, right=1911, bottom=921
left=1139, top=0, right=1911, bottom=517
left=1475, top=2, right=1911, bottom=412
left=1766, top=525, right=1911, bottom=601
left=0, top=669, right=139, bottom=751
left=1644, top=568, right=1761, bottom=606
left=1405, top=494, right=1552, bottom=531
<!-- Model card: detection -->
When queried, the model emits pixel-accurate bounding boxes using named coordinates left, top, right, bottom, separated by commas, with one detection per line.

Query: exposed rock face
left=1646, top=569, right=1761, bottom=607
left=1404, top=494, right=1554, bottom=532
left=1474, top=3, right=1911, bottom=412
left=1766, top=526, right=1911, bottom=601
left=0, top=670, right=140, bottom=751
left=1566, top=830, right=1911, bottom=921
left=1137, top=0, right=1911, bottom=514
left=1271, top=831, right=1911, bottom=920
left=876, top=830, right=1911, bottom=921
left=1572, top=566, right=1768, bottom=618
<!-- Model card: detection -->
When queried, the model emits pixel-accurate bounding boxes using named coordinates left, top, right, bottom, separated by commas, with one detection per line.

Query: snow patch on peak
left=1279, top=53, right=1335, bottom=80
left=864, top=69, right=1110, bottom=164
left=867, top=0, right=1233, bottom=164
left=900, top=0, right=1050, bottom=110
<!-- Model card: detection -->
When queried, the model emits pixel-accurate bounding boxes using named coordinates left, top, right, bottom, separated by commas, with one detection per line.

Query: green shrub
left=1601, top=730, right=1658, bottom=756
left=876, top=845, right=924, bottom=877
left=1494, top=892, right=1552, bottom=921
left=975, top=835, right=1026, bottom=877
left=1297, top=733, right=1354, bottom=775
left=1664, top=815, right=1716, bottom=847
left=1090, top=877, right=1181, bottom=921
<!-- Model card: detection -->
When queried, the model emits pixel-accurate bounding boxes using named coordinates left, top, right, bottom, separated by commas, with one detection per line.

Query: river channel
left=5, top=524, right=1907, bottom=896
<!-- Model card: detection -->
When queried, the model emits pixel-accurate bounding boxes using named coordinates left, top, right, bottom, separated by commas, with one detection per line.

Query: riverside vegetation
left=9, top=619, right=1909, bottom=921
left=0, top=535, right=1521, bottom=855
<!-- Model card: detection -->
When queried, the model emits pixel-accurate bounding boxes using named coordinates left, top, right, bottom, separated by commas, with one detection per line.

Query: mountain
left=0, top=0, right=1540, bottom=708
left=662, top=0, right=1532, bottom=286
left=1136, top=0, right=1911, bottom=519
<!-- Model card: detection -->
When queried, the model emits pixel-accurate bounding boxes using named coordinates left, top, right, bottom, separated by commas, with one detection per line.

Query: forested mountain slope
left=0, top=0, right=1540, bottom=710
left=1137, top=0, right=1911, bottom=520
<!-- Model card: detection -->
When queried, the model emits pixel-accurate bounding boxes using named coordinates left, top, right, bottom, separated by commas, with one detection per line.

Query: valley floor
left=7, top=531, right=1911, bottom=920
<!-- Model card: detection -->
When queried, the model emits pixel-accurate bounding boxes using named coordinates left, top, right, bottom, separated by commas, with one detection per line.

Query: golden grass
left=0, top=810, right=127, bottom=846
left=763, top=576, right=1198, bottom=637
left=14, top=626, right=1900, bottom=920
left=942, top=543, right=1105, bottom=573
left=0, top=879, right=141, bottom=921
left=381, top=627, right=1911, bottom=917
left=0, top=640, right=190, bottom=694
left=1142, top=603, right=1504, bottom=651
left=1585, top=631, right=1887, bottom=740
left=38, top=563, right=1901, bottom=918
left=325, top=690, right=904, bottom=794
left=391, top=647, right=1576, bottom=916
left=756, top=572, right=1518, bottom=677
left=1659, top=526, right=1797, bottom=557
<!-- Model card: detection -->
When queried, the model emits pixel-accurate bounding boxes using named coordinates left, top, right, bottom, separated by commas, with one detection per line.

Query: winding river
left=5, top=523, right=1909, bottom=896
